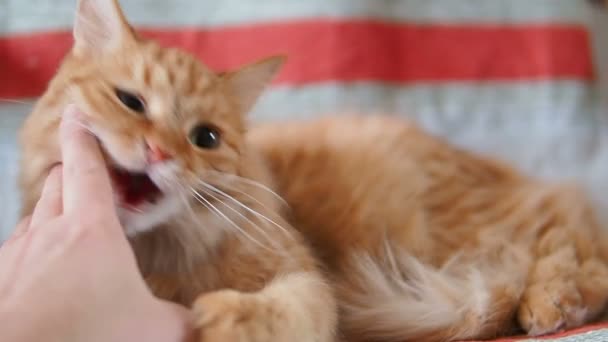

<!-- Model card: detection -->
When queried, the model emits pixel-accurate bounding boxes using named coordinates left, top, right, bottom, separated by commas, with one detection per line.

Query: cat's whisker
left=198, top=181, right=292, bottom=238
left=168, top=182, right=194, bottom=217
left=176, top=182, right=279, bottom=256
left=205, top=170, right=289, bottom=207
left=176, top=181, right=287, bottom=257
left=189, top=187, right=270, bottom=251
left=175, top=187, right=217, bottom=254
left=128, top=206, right=145, bottom=214
left=0, top=98, right=34, bottom=106
left=195, top=184, right=279, bottom=250
left=172, top=182, right=209, bottom=229
left=178, top=189, right=200, bottom=225
left=210, top=179, right=274, bottom=213
left=188, top=187, right=223, bottom=221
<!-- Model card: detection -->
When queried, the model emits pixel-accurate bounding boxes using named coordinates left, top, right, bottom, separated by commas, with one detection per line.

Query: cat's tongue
left=109, top=168, right=162, bottom=208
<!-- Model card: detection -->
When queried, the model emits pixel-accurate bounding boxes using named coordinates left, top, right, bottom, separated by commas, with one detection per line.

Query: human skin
left=0, top=105, right=194, bottom=342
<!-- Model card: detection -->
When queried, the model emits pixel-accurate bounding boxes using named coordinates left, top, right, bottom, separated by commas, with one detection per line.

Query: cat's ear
left=73, top=0, right=135, bottom=56
left=222, top=56, right=286, bottom=114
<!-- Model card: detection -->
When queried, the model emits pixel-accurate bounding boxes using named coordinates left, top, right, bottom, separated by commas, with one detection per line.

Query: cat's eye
left=189, top=125, right=221, bottom=149
left=115, top=89, right=145, bottom=113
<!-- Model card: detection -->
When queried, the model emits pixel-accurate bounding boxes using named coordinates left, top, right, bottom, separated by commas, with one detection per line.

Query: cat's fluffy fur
left=251, top=116, right=608, bottom=341
left=17, top=0, right=608, bottom=341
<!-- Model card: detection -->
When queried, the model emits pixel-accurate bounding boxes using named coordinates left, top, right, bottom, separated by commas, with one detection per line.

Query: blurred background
left=1, top=0, right=608, bottom=239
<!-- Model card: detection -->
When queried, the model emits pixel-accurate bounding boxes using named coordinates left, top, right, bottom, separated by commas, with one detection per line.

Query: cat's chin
left=118, top=195, right=182, bottom=236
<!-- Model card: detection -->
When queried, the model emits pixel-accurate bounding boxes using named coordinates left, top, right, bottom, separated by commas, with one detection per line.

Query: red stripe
left=0, top=20, right=594, bottom=99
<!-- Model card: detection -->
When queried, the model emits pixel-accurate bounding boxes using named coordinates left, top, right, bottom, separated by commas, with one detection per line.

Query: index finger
left=60, top=105, right=115, bottom=215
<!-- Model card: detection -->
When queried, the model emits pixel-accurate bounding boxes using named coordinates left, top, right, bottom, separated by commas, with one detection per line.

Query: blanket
left=469, top=322, right=608, bottom=341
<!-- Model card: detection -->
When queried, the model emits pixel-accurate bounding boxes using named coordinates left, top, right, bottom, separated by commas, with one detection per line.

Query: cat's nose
left=146, top=141, right=172, bottom=164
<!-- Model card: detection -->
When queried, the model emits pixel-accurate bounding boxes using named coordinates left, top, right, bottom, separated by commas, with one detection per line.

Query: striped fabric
left=2, top=1, right=608, bottom=339
left=2, top=0, right=607, bottom=227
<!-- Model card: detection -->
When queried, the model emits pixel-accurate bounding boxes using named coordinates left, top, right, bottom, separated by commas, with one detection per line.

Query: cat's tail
left=337, top=242, right=531, bottom=342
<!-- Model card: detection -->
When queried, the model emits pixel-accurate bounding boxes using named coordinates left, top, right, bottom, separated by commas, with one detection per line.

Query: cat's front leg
left=192, top=271, right=336, bottom=342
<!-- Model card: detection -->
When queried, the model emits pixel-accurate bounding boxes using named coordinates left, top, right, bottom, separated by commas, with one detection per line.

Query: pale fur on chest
left=130, top=195, right=313, bottom=305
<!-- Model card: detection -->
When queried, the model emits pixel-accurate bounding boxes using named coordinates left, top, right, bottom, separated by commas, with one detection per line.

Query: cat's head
left=58, top=0, right=283, bottom=234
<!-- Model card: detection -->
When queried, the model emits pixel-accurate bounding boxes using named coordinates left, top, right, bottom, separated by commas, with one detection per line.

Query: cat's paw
left=517, top=280, right=587, bottom=336
left=192, top=289, right=277, bottom=342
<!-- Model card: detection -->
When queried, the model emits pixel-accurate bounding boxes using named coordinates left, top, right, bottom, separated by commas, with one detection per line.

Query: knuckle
left=65, top=219, right=98, bottom=243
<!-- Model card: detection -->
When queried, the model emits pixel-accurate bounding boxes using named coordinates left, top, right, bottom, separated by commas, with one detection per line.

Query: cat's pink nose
left=147, top=142, right=172, bottom=163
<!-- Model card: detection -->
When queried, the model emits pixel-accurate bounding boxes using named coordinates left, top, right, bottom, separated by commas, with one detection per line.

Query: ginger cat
left=16, top=0, right=608, bottom=342
left=250, top=116, right=608, bottom=341
left=18, top=0, right=336, bottom=341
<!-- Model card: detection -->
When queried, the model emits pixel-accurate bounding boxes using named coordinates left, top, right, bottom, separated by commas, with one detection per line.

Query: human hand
left=0, top=105, right=193, bottom=342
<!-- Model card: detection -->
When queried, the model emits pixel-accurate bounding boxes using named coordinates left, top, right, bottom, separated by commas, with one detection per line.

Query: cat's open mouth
left=109, top=167, right=163, bottom=209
